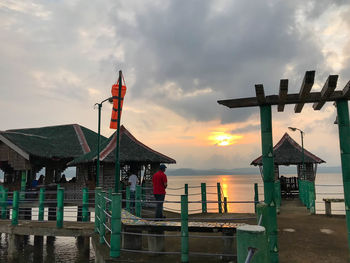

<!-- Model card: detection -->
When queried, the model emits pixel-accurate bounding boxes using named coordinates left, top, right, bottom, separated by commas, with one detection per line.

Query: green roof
left=69, top=125, right=176, bottom=165
left=1, top=124, right=107, bottom=159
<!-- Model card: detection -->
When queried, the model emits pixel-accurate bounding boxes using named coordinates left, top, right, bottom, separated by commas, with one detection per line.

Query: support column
left=259, top=104, right=278, bottom=262
left=34, top=236, right=44, bottom=263
left=336, top=99, right=350, bottom=256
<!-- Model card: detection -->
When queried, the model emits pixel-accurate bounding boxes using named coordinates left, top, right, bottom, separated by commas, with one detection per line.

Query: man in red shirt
left=152, top=164, right=168, bottom=219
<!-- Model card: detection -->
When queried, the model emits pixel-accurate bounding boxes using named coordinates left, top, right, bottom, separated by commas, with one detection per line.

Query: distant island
left=166, top=166, right=342, bottom=176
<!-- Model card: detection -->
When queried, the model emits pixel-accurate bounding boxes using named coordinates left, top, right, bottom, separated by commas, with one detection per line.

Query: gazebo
left=251, top=132, right=325, bottom=196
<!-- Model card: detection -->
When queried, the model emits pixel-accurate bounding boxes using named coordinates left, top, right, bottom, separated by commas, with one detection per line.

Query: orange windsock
left=110, top=83, right=127, bottom=129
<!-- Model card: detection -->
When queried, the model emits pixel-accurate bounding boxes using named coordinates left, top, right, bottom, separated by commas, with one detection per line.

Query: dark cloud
left=230, top=124, right=260, bottom=134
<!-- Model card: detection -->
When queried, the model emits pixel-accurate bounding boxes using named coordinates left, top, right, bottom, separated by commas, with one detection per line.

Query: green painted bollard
left=181, top=195, right=189, bottom=263
left=184, top=184, right=188, bottom=195
left=57, top=187, right=64, bottom=228
left=126, top=186, right=131, bottom=213
left=224, top=197, right=228, bottom=213
left=94, top=187, right=102, bottom=233
left=136, top=185, right=141, bottom=217
left=99, top=191, right=106, bottom=244
left=20, top=171, right=26, bottom=200
left=254, top=183, right=259, bottom=213
left=237, top=225, right=269, bottom=263
left=217, top=182, right=222, bottom=214
left=39, top=188, right=45, bottom=221
left=1, top=189, right=8, bottom=219
left=201, top=183, right=207, bottom=213
left=82, top=188, right=89, bottom=222
left=110, top=193, right=122, bottom=258
left=11, top=191, right=19, bottom=226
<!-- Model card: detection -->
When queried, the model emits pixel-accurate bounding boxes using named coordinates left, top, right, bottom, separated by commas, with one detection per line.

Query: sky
left=1, top=0, right=350, bottom=170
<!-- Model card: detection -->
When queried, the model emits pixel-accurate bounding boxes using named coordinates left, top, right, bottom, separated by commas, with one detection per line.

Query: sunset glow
left=209, top=132, right=243, bottom=146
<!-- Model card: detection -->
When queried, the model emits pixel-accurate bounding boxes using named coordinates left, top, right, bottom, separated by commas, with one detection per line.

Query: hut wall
left=0, top=142, right=30, bottom=170
left=297, top=163, right=315, bottom=181
left=102, top=163, right=116, bottom=191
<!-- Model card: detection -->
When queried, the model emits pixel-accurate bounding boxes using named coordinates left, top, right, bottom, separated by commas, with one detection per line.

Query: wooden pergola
left=218, top=70, right=350, bottom=262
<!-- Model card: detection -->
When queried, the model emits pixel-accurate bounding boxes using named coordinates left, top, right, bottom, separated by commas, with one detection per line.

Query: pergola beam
left=342, top=80, right=350, bottom=97
left=294, top=71, right=315, bottom=113
left=313, top=75, right=338, bottom=110
left=255, top=84, right=266, bottom=105
left=277, top=79, right=288, bottom=112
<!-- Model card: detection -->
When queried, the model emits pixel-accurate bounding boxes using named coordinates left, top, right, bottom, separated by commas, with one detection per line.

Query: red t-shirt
left=152, top=170, right=167, bottom=195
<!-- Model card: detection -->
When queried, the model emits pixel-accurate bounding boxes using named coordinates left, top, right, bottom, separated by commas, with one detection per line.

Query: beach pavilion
left=251, top=132, right=325, bottom=196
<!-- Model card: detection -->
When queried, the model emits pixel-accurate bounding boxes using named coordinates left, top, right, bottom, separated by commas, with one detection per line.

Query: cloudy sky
left=1, top=0, right=350, bottom=169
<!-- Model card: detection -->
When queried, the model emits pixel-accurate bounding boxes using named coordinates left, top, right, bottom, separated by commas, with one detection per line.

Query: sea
left=0, top=172, right=345, bottom=262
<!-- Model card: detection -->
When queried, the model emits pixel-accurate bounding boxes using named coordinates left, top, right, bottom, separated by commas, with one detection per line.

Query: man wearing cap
left=152, top=164, right=168, bottom=219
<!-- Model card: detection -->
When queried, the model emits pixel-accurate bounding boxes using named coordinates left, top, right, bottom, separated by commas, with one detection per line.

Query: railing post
left=217, top=182, right=222, bottom=214
left=254, top=183, right=259, bottom=213
left=201, top=183, right=207, bottom=213
left=110, top=193, right=122, bottom=258
left=181, top=194, right=189, bottom=263
left=57, top=187, right=64, bottom=228
left=136, top=185, right=141, bottom=217
left=236, top=225, right=269, bottom=263
left=20, top=171, right=26, bottom=200
left=184, top=184, right=188, bottom=195
left=224, top=197, right=228, bottom=213
left=39, top=188, right=45, bottom=221
left=1, top=188, right=8, bottom=219
left=11, top=191, right=19, bottom=226
left=99, top=191, right=106, bottom=244
left=126, top=186, right=131, bottom=213
left=94, top=187, right=102, bottom=232
left=82, top=188, right=89, bottom=222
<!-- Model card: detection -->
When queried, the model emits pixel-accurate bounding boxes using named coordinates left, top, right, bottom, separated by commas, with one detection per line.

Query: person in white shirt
left=128, top=170, right=139, bottom=212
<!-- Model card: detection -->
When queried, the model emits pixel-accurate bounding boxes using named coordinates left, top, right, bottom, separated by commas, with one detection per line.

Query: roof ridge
left=7, top=123, right=80, bottom=131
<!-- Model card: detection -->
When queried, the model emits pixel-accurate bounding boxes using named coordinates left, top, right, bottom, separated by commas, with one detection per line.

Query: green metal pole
left=110, top=193, right=122, bottom=258
left=259, top=104, right=278, bottom=262
left=82, top=188, right=89, bottom=222
left=136, top=185, right=141, bottom=217
left=11, top=191, right=19, bottom=226
left=20, top=171, right=26, bottom=200
left=99, top=191, right=106, bottom=244
left=1, top=188, right=8, bottom=219
left=94, top=187, right=102, bottom=232
left=201, top=183, right=207, bottom=213
left=57, top=187, right=64, bottom=228
left=114, top=70, right=123, bottom=193
left=39, top=188, right=45, bottom=221
left=224, top=197, right=228, bottom=213
left=217, top=182, right=222, bottom=214
left=274, top=180, right=281, bottom=214
left=185, top=184, right=188, bottom=195
left=126, top=186, right=130, bottom=212
left=336, top=99, right=350, bottom=256
left=301, top=131, right=305, bottom=180
left=309, top=181, right=316, bottom=215
left=96, top=103, right=102, bottom=187
left=254, top=183, right=259, bottom=213
left=181, top=194, right=189, bottom=263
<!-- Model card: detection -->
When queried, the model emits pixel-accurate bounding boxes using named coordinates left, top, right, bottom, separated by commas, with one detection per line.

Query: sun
left=209, top=132, right=242, bottom=146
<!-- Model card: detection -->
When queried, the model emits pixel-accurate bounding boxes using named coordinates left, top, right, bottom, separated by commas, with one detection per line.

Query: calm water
left=0, top=172, right=345, bottom=262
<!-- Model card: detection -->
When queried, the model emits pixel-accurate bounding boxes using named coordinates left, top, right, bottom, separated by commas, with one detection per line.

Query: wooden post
left=1, top=188, right=8, bottom=219
left=82, top=188, right=89, bottom=222
left=260, top=105, right=278, bottom=262
left=110, top=193, right=122, bottom=258
left=224, top=197, right=228, bottom=213
left=254, top=183, right=259, bottom=213
left=126, top=186, right=130, bottom=212
left=11, top=191, right=19, bottom=226
left=136, top=185, right=141, bottom=217
left=217, top=182, right=222, bottom=214
left=94, top=187, right=102, bottom=232
left=38, top=188, right=45, bottom=221
left=325, top=200, right=332, bottom=216
left=236, top=225, right=269, bottom=263
left=99, top=191, right=106, bottom=244
left=201, top=183, right=207, bottom=213
left=184, top=184, right=188, bottom=195
left=336, top=99, right=350, bottom=255
left=57, top=187, right=64, bottom=228
left=181, top=194, right=189, bottom=263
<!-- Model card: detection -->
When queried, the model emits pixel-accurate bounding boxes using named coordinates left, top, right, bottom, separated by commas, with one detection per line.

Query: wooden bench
left=323, top=198, right=344, bottom=216
left=121, top=209, right=245, bottom=257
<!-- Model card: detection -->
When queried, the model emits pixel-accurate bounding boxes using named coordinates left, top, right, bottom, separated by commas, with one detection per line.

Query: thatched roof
left=69, top=125, right=176, bottom=165
left=251, top=132, right=325, bottom=166
left=0, top=124, right=106, bottom=160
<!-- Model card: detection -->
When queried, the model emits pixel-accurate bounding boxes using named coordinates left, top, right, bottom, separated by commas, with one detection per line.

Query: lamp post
left=95, top=97, right=113, bottom=187
left=288, top=127, right=305, bottom=179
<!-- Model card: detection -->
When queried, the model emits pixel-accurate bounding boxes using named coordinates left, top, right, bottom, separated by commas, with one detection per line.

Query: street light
left=94, top=97, right=113, bottom=187
left=288, top=126, right=305, bottom=179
